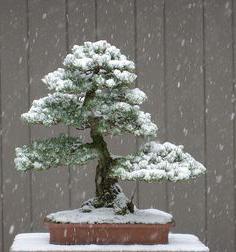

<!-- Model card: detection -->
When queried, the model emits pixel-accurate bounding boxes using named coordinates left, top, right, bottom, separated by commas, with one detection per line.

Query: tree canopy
left=15, top=40, right=206, bottom=184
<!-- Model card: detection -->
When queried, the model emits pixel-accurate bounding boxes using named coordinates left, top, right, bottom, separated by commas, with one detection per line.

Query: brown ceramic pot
left=44, top=219, right=174, bottom=245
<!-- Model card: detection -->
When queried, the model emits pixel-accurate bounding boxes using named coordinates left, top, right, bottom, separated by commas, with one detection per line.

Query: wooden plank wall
left=165, top=0, right=205, bottom=241
left=29, top=0, right=70, bottom=231
left=0, top=0, right=235, bottom=252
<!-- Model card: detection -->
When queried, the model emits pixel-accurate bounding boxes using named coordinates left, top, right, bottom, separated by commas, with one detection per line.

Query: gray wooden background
left=0, top=0, right=235, bottom=251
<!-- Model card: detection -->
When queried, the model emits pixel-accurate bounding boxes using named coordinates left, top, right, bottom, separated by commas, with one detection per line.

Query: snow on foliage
left=15, top=40, right=206, bottom=201
left=23, top=40, right=156, bottom=137
left=21, top=91, right=157, bottom=137
left=94, top=102, right=157, bottom=137
left=21, top=93, right=86, bottom=128
left=112, top=141, right=206, bottom=182
left=15, top=134, right=97, bottom=171
left=125, top=88, right=147, bottom=105
left=43, top=40, right=136, bottom=93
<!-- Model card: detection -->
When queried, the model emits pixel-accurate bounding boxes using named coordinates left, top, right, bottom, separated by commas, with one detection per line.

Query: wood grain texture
left=1, top=1, right=31, bottom=251
left=96, top=0, right=138, bottom=204
left=165, top=0, right=205, bottom=240
left=67, top=0, right=96, bottom=209
left=233, top=0, right=236, bottom=249
left=204, top=0, right=234, bottom=251
left=0, top=3, right=3, bottom=250
left=136, top=0, right=167, bottom=211
left=28, top=0, right=69, bottom=231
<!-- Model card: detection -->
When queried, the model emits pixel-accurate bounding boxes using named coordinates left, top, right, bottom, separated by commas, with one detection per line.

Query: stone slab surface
left=10, top=233, right=209, bottom=252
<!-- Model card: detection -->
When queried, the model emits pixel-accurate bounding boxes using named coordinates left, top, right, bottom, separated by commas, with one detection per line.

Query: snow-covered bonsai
left=15, top=41, right=206, bottom=215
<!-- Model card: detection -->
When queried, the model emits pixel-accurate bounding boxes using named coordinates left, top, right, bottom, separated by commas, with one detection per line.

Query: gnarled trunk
left=81, top=123, right=134, bottom=214
left=91, top=124, right=118, bottom=205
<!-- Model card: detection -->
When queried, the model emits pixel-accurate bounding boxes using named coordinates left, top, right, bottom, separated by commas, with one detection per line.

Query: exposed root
left=81, top=183, right=135, bottom=215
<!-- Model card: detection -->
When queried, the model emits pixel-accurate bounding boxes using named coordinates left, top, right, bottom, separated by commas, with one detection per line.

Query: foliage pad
left=112, top=142, right=206, bottom=182
left=15, top=134, right=97, bottom=171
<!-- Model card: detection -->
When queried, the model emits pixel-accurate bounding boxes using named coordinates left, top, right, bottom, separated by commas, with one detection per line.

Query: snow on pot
left=44, top=208, right=174, bottom=245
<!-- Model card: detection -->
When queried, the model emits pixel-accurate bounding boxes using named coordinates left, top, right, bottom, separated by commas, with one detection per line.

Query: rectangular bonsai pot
left=45, top=221, right=174, bottom=245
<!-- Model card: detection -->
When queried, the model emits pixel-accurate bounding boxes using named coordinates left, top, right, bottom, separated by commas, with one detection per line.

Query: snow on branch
left=42, top=41, right=137, bottom=93
left=15, top=134, right=98, bottom=171
left=21, top=93, right=87, bottom=128
left=94, top=87, right=147, bottom=107
left=95, top=102, right=158, bottom=137
left=112, top=141, right=206, bottom=182
left=24, top=41, right=153, bottom=134
left=124, top=88, right=147, bottom=105
left=22, top=88, right=153, bottom=135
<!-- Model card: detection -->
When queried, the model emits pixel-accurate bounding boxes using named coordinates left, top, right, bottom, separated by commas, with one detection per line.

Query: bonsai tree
left=15, top=40, right=206, bottom=215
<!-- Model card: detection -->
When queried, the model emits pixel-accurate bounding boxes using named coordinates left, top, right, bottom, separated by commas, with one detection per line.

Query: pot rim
left=44, top=217, right=175, bottom=227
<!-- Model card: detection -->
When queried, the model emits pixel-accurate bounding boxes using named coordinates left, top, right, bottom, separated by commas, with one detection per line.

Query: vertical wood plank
left=0, top=2, right=3, bottom=250
left=1, top=0, right=31, bottom=251
left=97, top=0, right=137, bottom=204
left=165, top=0, right=205, bottom=240
left=233, top=0, right=236, bottom=250
left=136, top=0, right=167, bottom=211
left=67, top=0, right=96, bottom=208
left=29, top=0, right=69, bottom=231
left=204, top=0, right=234, bottom=251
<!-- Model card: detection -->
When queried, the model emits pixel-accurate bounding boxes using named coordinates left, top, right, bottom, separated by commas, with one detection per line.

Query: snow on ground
left=46, top=207, right=173, bottom=224
left=10, top=233, right=209, bottom=252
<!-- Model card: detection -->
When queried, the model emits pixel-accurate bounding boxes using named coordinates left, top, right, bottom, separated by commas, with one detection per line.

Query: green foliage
left=21, top=93, right=88, bottom=128
left=21, top=41, right=157, bottom=138
left=42, top=41, right=136, bottom=94
left=111, top=142, right=206, bottom=182
left=95, top=101, right=157, bottom=137
left=15, top=41, right=205, bottom=192
left=15, top=134, right=97, bottom=171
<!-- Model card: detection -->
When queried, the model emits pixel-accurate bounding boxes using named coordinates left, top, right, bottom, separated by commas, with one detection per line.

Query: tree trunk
left=90, top=125, right=117, bottom=203
left=81, top=90, right=134, bottom=214
left=83, top=120, right=134, bottom=214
